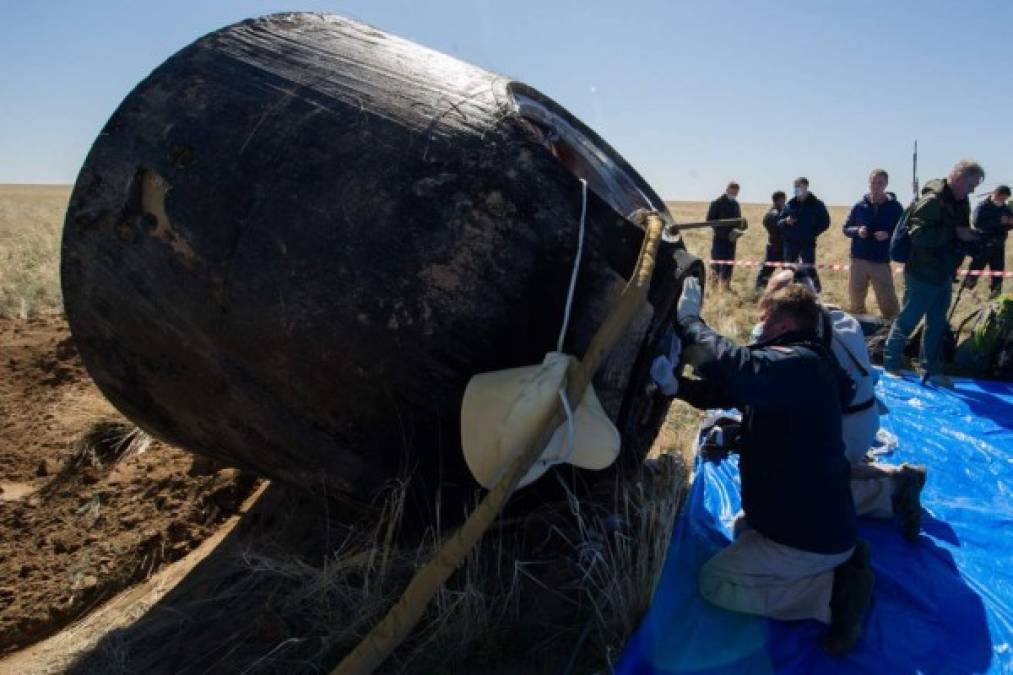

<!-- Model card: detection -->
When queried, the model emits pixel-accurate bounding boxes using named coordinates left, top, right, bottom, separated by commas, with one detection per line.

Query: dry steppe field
left=2, top=185, right=1006, bottom=331
left=0, top=185, right=67, bottom=320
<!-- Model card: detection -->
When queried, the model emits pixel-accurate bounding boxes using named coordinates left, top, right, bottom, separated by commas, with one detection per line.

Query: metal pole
left=912, top=140, right=919, bottom=204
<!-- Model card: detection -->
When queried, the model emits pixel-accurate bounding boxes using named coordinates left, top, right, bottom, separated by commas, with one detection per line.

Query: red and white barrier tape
left=707, top=259, right=1013, bottom=278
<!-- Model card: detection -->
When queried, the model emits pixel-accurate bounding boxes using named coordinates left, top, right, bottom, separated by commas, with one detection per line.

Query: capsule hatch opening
left=509, top=85, right=672, bottom=232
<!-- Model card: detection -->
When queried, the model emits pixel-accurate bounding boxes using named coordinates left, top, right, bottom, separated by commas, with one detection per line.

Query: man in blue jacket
left=842, top=169, right=903, bottom=318
left=779, top=177, right=831, bottom=292
left=659, top=278, right=873, bottom=654
left=707, top=182, right=742, bottom=290
left=964, top=185, right=1011, bottom=297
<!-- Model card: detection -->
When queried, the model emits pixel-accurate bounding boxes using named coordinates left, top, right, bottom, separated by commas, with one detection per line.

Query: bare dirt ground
left=0, top=314, right=260, bottom=655
left=1, top=182, right=263, bottom=662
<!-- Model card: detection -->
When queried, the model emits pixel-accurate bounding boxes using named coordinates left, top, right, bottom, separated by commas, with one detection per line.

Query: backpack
left=889, top=203, right=916, bottom=263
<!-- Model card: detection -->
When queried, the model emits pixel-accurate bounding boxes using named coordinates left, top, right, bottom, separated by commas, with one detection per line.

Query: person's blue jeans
left=883, top=273, right=953, bottom=375
left=783, top=240, right=822, bottom=292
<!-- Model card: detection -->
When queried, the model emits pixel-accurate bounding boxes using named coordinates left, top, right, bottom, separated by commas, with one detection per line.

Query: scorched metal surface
left=61, top=12, right=701, bottom=501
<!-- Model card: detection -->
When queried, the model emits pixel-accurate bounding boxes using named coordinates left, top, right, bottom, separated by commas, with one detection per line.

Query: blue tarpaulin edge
left=617, top=373, right=1013, bottom=674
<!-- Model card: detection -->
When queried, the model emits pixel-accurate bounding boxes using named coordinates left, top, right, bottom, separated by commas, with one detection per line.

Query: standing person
left=842, top=169, right=903, bottom=318
left=778, top=177, right=831, bottom=292
left=964, top=185, right=1012, bottom=298
left=656, top=278, right=873, bottom=654
left=883, top=160, right=985, bottom=387
left=755, top=191, right=787, bottom=292
left=707, top=182, right=742, bottom=291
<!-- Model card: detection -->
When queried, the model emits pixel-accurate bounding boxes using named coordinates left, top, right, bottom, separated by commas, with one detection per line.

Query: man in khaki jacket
left=884, top=160, right=984, bottom=386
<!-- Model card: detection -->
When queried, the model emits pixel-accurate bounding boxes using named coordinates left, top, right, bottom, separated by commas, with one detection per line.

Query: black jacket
left=707, top=194, right=742, bottom=244
left=676, top=318, right=857, bottom=555
left=778, top=193, right=831, bottom=245
left=973, top=197, right=1011, bottom=243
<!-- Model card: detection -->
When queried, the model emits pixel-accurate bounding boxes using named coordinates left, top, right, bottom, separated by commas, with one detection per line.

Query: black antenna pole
left=912, top=140, right=919, bottom=204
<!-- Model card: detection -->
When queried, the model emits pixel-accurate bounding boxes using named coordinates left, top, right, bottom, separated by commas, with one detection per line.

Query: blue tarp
left=618, top=373, right=1013, bottom=674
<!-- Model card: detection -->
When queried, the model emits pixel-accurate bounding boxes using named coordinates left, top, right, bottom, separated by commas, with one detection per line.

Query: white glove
left=650, top=356, right=679, bottom=396
left=677, top=277, right=702, bottom=323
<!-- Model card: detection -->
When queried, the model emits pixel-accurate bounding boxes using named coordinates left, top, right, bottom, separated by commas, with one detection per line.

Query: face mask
left=794, top=186, right=805, bottom=198
left=726, top=193, right=737, bottom=202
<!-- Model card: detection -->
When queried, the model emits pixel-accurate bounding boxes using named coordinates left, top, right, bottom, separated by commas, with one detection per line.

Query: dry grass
left=67, top=450, right=686, bottom=674
left=0, top=185, right=70, bottom=319
left=72, top=419, right=153, bottom=469
left=2, top=185, right=1003, bottom=337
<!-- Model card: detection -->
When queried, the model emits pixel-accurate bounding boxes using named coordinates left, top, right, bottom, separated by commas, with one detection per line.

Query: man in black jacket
left=707, top=181, right=742, bottom=290
left=660, top=278, right=873, bottom=654
left=778, top=177, right=831, bottom=292
left=755, top=190, right=787, bottom=292
left=964, top=185, right=1011, bottom=297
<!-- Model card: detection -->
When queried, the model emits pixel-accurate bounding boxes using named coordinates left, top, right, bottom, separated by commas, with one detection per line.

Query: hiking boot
left=892, top=464, right=927, bottom=541
left=822, top=540, right=874, bottom=655
left=927, top=373, right=954, bottom=389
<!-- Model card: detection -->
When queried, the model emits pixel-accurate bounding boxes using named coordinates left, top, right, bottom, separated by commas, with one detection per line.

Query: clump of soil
left=0, top=314, right=259, bottom=653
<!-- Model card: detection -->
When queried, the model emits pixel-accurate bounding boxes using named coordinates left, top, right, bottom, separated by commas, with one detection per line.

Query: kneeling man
left=661, top=278, right=873, bottom=653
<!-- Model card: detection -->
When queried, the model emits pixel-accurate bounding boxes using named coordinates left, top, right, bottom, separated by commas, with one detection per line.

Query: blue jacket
left=777, top=193, right=830, bottom=245
left=675, top=318, right=857, bottom=555
left=842, top=192, right=905, bottom=263
left=973, top=197, right=1011, bottom=243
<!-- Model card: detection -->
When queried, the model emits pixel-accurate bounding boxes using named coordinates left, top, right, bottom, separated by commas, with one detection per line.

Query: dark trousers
left=755, top=242, right=784, bottom=290
left=783, top=240, right=822, bottom=292
left=963, top=242, right=1006, bottom=293
left=710, top=238, right=736, bottom=284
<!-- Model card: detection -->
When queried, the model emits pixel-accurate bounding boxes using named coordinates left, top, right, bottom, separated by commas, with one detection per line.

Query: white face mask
left=726, top=193, right=737, bottom=202
left=794, top=186, right=806, bottom=198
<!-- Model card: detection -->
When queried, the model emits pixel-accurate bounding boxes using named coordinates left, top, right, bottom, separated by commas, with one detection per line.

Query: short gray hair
left=949, top=159, right=985, bottom=182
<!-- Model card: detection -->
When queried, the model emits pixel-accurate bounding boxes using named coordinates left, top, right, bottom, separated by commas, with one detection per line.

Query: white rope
left=556, top=178, right=588, bottom=353
left=550, top=178, right=588, bottom=470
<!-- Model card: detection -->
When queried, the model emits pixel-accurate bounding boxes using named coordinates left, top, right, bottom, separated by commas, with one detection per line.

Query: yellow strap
left=331, top=213, right=665, bottom=675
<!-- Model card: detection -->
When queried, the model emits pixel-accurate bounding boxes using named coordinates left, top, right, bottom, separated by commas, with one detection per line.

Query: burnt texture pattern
left=62, top=13, right=701, bottom=503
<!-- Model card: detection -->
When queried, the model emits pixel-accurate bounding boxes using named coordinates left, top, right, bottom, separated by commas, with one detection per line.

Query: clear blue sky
left=2, top=1, right=1010, bottom=204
